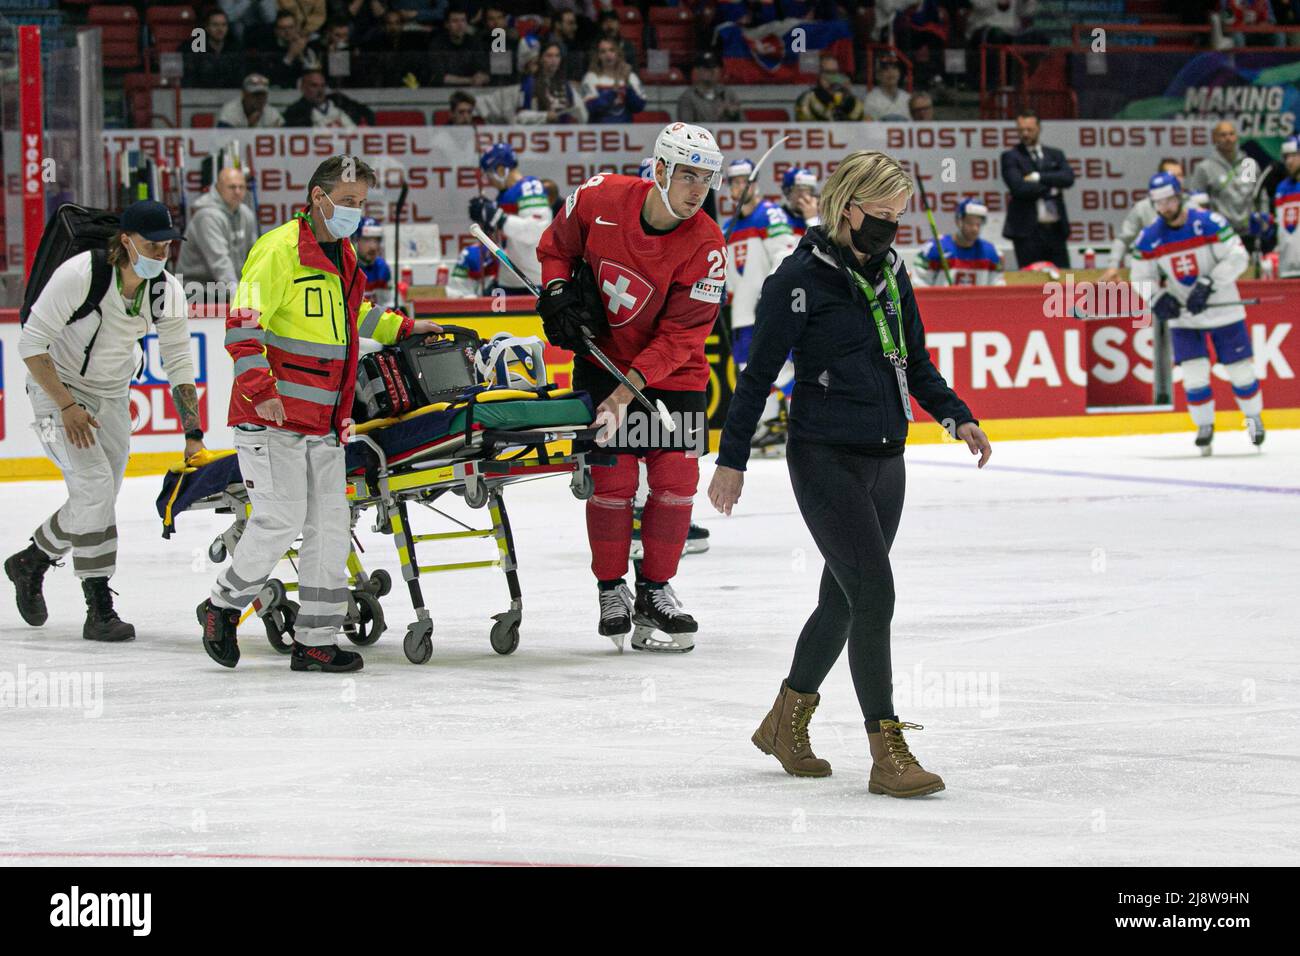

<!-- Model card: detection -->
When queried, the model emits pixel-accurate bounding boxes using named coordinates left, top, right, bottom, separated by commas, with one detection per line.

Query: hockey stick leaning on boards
left=468, top=223, right=676, bottom=432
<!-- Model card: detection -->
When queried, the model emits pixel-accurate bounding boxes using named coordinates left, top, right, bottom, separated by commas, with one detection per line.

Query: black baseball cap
left=120, top=200, right=184, bottom=241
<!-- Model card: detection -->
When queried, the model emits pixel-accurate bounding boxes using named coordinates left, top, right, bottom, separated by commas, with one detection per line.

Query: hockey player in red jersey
left=536, top=123, right=726, bottom=651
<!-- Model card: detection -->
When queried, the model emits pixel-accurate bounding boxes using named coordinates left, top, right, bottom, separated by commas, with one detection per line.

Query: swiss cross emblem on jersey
left=1169, top=252, right=1199, bottom=282
left=596, top=259, right=655, bottom=327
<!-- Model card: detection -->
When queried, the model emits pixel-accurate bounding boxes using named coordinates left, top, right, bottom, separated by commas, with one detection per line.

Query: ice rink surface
left=2, top=427, right=1297, bottom=867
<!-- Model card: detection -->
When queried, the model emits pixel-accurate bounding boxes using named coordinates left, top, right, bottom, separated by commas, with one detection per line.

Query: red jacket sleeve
left=631, top=237, right=726, bottom=387
left=537, top=175, right=599, bottom=286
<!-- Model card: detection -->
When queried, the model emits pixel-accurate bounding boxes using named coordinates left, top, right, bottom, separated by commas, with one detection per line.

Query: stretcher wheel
left=346, top=591, right=385, bottom=647
left=571, top=469, right=594, bottom=501
left=264, top=601, right=296, bottom=655
left=403, top=622, right=434, bottom=664
left=369, top=569, right=392, bottom=597
left=462, top=481, right=489, bottom=509
left=489, top=619, right=519, bottom=655
left=208, top=537, right=227, bottom=563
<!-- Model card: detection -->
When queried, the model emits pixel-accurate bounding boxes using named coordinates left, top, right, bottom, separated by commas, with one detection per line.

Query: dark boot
left=81, top=577, right=135, bottom=642
left=198, top=599, right=240, bottom=668
left=290, top=641, right=363, bottom=672
left=5, top=541, right=56, bottom=626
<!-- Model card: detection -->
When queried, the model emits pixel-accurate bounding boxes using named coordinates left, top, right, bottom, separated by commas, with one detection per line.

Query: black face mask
left=848, top=208, right=898, bottom=257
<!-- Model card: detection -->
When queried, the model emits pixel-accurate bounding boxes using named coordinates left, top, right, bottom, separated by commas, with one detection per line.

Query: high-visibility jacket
left=226, top=209, right=413, bottom=435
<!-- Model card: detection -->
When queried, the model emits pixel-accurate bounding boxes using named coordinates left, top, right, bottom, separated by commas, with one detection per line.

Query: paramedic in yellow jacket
left=198, top=155, right=441, bottom=672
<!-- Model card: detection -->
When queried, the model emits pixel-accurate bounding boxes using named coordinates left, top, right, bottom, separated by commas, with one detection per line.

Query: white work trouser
left=211, top=426, right=350, bottom=647
left=28, top=381, right=131, bottom=580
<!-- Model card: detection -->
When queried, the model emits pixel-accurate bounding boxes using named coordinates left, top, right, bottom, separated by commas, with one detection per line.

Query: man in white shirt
left=862, top=54, right=911, bottom=121
left=216, top=73, right=285, bottom=129
left=6, top=201, right=203, bottom=642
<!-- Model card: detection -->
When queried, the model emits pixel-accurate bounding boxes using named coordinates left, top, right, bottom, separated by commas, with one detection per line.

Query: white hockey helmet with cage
left=652, top=123, right=724, bottom=219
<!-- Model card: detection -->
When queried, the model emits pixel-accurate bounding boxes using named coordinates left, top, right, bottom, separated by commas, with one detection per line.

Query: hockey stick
left=722, top=134, right=789, bottom=243
left=913, top=167, right=954, bottom=286
left=392, top=177, right=409, bottom=311
left=469, top=223, right=676, bottom=432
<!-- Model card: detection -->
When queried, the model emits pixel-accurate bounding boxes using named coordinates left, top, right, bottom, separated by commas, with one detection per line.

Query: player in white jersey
left=1101, top=159, right=1205, bottom=282
left=468, top=142, right=553, bottom=292
left=722, top=158, right=798, bottom=449
left=1271, top=135, right=1300, bottom=279
left=911, top=198, right=1006, bottom=287
left=1129, top=172, right=1264, bottom=454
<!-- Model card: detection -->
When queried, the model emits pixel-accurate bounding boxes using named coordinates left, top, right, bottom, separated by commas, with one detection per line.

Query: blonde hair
left=820, top=150, right=914, bottom=245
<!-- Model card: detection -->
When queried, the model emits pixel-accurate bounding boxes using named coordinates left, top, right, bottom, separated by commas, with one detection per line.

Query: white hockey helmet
left=652, top=122, right=724, bottom=219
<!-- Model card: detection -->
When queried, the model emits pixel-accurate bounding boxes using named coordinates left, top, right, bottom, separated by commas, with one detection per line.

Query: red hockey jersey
left=537, top=173, right=726, bottom=391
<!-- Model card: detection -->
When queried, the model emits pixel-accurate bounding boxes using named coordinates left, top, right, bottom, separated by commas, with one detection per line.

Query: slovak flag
left=715, top=17, right=855, bottom=84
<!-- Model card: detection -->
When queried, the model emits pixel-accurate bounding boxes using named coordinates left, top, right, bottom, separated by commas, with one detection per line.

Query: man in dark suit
left=1000, top=110, right=1075, bottom=269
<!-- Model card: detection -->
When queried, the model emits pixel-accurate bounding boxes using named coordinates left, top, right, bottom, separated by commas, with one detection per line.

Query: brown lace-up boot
left=867, top=719, right=945, bottom=797
left=752, top=681, right=832, bottom=777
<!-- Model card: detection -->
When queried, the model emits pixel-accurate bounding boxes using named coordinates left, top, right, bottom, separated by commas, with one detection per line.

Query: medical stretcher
left=158, top=388, right=607, bottom=663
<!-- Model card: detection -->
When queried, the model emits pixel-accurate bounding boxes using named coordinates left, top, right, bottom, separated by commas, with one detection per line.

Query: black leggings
left=785, top=438, right=906, bottom=722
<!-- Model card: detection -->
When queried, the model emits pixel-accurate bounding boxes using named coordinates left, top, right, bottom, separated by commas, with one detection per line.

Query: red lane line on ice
left=911, top=459, right=1300, bottom=495
left=0, top=851, right=600, bottom=867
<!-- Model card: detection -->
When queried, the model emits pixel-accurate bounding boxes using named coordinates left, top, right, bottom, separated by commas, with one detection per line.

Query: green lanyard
left=117, top=271, right=146, bottom=317
left=849, top=267, right=907, bottom=367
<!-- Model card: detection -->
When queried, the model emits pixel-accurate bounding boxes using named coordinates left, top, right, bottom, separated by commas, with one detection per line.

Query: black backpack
left=19, top=203, right=123, bottom=326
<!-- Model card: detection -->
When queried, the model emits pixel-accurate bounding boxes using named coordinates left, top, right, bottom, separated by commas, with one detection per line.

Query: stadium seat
left=648, top=7, right=693, bottom=27
left=191, top=112, right=215, bottom=128
left=743, top=108, right=789, bottom=122
left=375, top=109, right=427, bottom=126
left=633, top=110, right=671, bottom=124
left=146, top=5, right=197, bottom=69
left=618, top=7, right=643, bottom=25
left=82, top=10, right=143, bottom=71
left=651, top=21, right=695, bottom=69
left=619, top=22, right=645, bottom=65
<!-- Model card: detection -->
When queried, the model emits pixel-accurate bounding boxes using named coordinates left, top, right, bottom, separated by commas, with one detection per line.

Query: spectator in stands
left=280, top=0, right=327, bottom=35
left=283, top=67, right=375, bottom=127
left=178, top=166, right=258, bottom=298
left=795, top=55, right=864, bottom=122
left=446, top=90, right=479, bottom=124
left=891, top=0, right=949, bottom=88
left=968, top=0, right=1048, bottom=48
left=482, top=3, right=521, bottom=85
left=1000, top=109, right=1074, bottom=268
left=217, top=73, right=286, bottom=128
left=596, top=9, right=638, bottom=68
left=391, top=0, right=441, bottom=26
left=344, top=0, right=390, bottom=40
left=677, top=52, right=742, bottom=124
left=862, top=54, right=911, bottom=121
left=220, top=0, right=279, bottom=45
left=318, top=20, right=356, bottom=88
left=251, top=11, right=321, bottom=88
left=515, top=41, right=587, bottom=123
left=431, top=4, right=490, bottom=86
left=183, top=9, right=245, bottom=89
left=581, top=37, right=646, bottom=123
left=360, top=9, right=430, bottom=86
left=909, top=91, right=935, bottom=121
left=550, top=8, right=589, bottom=81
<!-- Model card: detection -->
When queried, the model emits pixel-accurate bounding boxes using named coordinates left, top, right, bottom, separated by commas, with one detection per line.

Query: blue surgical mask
left=127, top=237, right=166, bottom=279
left=320, top=192, right=362, bottom=240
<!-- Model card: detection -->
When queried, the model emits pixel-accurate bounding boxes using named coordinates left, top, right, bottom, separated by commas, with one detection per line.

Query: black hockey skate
left=1247, top=415, right=1265, bottom=449
left=630, top=508, right=710, bottom=559
left=598, top=579, right=633, bottom=651
left=1195, top=424, right=1214, bottom=457
left=631, top=579, right=697, bottom=653
left=751, top=395, right=789, bottom=457
left=5, top=541, right=56, bottom=626
left=81, top=577, right=135, bottom=642
left=198, top=599, right=240, bottom=668
left=290, top=641, right=363, bottom=672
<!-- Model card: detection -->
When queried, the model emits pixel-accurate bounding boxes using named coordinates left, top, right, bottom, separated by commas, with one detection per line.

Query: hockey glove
left=537, top=281, right=592, bottom=355
left=1151, top=292, right=1182, bottom=323
left=572, top=260, right=612, bottom=338
left=468, top=196, right=506, bottom=231
left=1185, top=278, right=1214, bottom=315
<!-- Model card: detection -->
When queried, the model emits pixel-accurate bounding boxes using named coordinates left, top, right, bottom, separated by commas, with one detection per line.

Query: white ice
left=1, top=427, right=1298, bottom=866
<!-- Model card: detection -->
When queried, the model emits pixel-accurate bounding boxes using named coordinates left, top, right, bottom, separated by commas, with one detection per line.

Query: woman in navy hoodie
left=709, top=150, right=992, bottom=799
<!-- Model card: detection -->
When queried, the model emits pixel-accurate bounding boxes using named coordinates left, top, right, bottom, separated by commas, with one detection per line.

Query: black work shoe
left=290, top=642, right=363, bottom=672
left=198, top=599, right=240, bottom=668
left=81, top=577, right=135, bottom=642
left=5, top=541, right=56, bottom=626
